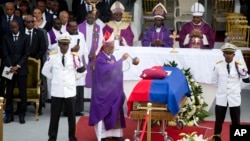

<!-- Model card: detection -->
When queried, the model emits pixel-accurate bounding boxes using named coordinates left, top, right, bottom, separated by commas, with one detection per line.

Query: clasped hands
left=151, top=39, right=164, bottom=47
left=189, top=30, right=203, bottom=38
left=6, top=66, right=19, bottom=74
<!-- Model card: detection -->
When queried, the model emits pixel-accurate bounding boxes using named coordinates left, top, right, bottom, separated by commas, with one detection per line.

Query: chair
left=212, top=0, right=235, bottom=33
left=226, top=19, right=248, bottom=34
left=228, top=25, right=250, bottom=47
left=13, top=57, right=41, bottom=121
left=122, top=12, right=132, bottom=23
left=173, top=0, right=198, bottom=32
left=142, top=0, right=163, bottom=30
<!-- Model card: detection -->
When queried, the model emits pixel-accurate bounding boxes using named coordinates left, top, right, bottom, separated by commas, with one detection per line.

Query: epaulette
left=49, top=51, right=58, bottom=55
left=235, top=61, right=243, bottom=66
left=71, top=52, right=79, bottom=56
left=216, top=60, right=223, bottom=64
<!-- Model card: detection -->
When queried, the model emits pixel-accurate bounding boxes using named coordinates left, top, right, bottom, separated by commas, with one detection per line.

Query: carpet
left=76, top=116, right=239, bottom=141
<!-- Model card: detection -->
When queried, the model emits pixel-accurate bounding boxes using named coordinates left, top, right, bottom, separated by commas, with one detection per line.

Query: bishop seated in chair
left=179, top=2, right=215, bottom=49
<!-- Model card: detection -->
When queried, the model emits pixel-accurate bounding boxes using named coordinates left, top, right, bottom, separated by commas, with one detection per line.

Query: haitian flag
left=127, top=66, right=191, bottom=116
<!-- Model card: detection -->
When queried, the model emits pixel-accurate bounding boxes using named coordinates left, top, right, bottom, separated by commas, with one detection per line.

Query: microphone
left=77, top=39, right=80, bottom=46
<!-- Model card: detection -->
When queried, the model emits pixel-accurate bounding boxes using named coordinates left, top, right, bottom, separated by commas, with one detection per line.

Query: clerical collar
left=155, top=26, right=162, bottom=32
left=103, top=51, right=112, bottom=58
left=192, top=22, right=202, bottom=26
left=114, top=21, right=122, bottom=24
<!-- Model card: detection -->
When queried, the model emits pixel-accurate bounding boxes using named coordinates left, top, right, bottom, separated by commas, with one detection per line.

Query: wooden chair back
left=228, top=25, right=250, bottom=47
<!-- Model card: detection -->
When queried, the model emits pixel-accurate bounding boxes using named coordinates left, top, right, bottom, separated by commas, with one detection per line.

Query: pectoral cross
left=169, top=31, right=179, bottom=53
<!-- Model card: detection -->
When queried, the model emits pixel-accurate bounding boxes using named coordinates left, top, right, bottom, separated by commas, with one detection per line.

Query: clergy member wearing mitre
left=88, top=31, right=129, bottom=141
left=179, top=2, right=215, bottom=48
left=142, top=3, right=173, bottom=47
left=103, top=1, right=134, bottom=46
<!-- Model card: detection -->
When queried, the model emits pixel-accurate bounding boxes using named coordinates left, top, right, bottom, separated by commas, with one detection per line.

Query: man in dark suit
left=72, top=0, right=92, bottom=24
left=24, top=14, right=47, bottom=115
left=2, top=20, right=30, bottom=124
left=1, top=2, right=24, bottom=35
left=24, top=15, right=47, bottom=61
left=96, top=0, right=116, bottom=23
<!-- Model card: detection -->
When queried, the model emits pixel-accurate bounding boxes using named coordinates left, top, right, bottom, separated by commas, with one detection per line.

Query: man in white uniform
left=42, top=33, right=85, bottom=141
left=212, top=43, right=250, bottom=141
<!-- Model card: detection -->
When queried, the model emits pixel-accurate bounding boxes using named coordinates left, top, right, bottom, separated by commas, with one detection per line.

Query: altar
left=112, top=47, right=246, bottom=111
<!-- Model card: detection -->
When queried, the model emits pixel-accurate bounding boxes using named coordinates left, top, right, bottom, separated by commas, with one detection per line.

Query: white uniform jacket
left=42, top=51, right=81, bottom=98
left=212, top=60, right=249, bottom=107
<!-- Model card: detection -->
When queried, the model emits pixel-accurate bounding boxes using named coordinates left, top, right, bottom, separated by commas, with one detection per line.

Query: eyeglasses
left=25, top=20, right=35, bottom=23
left=193, top=16, right=201, bottom=19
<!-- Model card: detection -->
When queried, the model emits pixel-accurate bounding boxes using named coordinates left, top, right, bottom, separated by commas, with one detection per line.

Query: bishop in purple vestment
left=142, top=3, right=173, bottom=47
left=102, top=1, right=134, bottom=46
left=179, top=2, right=215, bottom=48
left=88, top=31, right=129, bottom=140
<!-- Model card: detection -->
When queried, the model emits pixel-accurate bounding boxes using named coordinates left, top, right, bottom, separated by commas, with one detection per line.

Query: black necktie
left=227, top=63, right=230, bottom=74
left=28, top=30, right=32, bottom=45
left=14, top=36, right=18, bottom=42
left=62, top=55, right=65, bottom=66
left=8, top=16, right=11, bottom=22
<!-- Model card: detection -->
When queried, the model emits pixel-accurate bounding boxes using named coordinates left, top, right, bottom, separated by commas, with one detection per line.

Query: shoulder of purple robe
left=103, top=24, right=113, bottom=35
left=48, top=30, right=57, bottom=44
left=120, top=25, right=134, bottom=46
left=179, top=22, right=193, bottom=48
left=141, top=27, right=155, bottom=46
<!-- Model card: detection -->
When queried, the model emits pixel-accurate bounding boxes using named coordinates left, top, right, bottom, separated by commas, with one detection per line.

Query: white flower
left=190, top=79, right=194, bottom=82
left=197, top=95, right=201, bottom=99
left=194, top=82, right=199, bottom=86
left=199, top=99, right=204, bottom=105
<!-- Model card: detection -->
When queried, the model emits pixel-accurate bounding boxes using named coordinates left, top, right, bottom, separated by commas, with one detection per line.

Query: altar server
left=88, top=31, right=129, bottom=141
left=141, top=3, right=173, bottom=47
left=212, top=43, right=250, bottom=141
left=179, top=2, right=215, bottom=48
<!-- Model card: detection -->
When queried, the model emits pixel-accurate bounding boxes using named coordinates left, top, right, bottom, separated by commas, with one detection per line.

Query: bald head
left=5, top=2, right=15, bottom=16
left=59, top=11, right=69, bottom=25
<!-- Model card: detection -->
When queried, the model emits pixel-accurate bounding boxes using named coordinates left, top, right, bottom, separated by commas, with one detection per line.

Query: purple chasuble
left=179, top=21, right=215, bottom=48
left=141, top=26, right=173, bottom=47
left=88, top=51, right=126, bottom=130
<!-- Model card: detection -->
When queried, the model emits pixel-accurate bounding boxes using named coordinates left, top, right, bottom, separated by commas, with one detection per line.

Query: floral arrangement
left=164, top=61, right=210, bottom=127
left=178, top=132, right=211, bottom=141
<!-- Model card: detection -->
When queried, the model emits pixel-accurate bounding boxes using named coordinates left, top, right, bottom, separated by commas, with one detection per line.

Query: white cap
left=56, top=33, right=72, bottom=43
left=191, top=2, right=205, bottom=16
left=110, top=1, right=125, bottom=13
left=221, top=43, right=237, bottom=52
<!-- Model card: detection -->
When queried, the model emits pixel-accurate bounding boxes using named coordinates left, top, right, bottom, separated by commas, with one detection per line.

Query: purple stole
left=79, top=22, right=100, bottom=88
left=48, top=30, right=57, bottom=44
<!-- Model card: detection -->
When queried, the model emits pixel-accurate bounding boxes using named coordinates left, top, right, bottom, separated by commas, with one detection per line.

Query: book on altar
left=2, top=66, right=14, bottom=80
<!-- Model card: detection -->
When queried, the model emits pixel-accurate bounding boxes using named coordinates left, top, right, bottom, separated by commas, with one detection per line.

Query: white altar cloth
left=113, top=47, right=246, bottom=84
